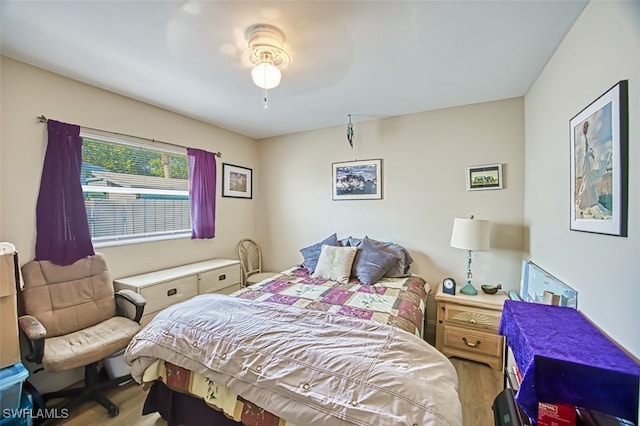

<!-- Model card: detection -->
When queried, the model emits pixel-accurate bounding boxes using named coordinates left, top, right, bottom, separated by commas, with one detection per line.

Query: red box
left=538, top=402, right=576, bottom=426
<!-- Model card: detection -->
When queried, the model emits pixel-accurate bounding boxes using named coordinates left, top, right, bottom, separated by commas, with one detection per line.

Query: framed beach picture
left=332, top=159, right=382, bottom=200
left=222, top=163, right=252, bottom=199
left=569, top=80, right=628, bottom=237
left=466, top=164, right=503, bottom=191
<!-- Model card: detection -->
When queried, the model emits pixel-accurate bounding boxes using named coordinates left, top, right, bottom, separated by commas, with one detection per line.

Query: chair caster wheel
left=108, top=405, right=119, bottom=417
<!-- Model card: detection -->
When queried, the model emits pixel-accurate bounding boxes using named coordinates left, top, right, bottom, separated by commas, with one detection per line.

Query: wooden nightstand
left=435, top=283, right=508, bottom=370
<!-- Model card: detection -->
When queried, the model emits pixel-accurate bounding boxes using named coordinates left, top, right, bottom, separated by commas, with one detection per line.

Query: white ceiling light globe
left=251, top=62, right=281, bottom=89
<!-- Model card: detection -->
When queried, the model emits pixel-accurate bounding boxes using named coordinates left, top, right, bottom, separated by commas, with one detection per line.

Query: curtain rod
left=36, top=115, right=222, bottom=158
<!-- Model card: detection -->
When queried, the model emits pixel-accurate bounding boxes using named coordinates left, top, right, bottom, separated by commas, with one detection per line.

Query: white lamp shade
left=450, top=217, right=490, bottom=251
left=251, top=62, right=281, bottom=89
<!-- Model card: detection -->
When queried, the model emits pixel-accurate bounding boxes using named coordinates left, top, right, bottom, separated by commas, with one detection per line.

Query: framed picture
left=466, top=164, right=503, bottom=191
left=570, top=80, right=628, bottom=236
left=222, top=163, right=252, bottom=199
left=332, top=159, right=382, bottom=200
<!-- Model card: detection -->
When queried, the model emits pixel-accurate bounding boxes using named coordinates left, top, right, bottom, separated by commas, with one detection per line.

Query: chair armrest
left=18, top=315, right=46, bottom=364
left=115, top=289, right=146, bottom=323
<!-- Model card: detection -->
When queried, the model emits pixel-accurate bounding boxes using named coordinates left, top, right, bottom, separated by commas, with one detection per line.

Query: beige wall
left=0, top=58, right=259, bottom=392
left=0, top=58, right=257, bottom=279
left=257, top=98, right=526, bottom=340
left=524, top=1, right=639, bottom=356
left=2, top=56, right=526, bottom=360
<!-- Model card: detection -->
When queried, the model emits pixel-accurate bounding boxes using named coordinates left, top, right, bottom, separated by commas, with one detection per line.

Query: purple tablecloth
left=499, top=300, right=639, bottom=423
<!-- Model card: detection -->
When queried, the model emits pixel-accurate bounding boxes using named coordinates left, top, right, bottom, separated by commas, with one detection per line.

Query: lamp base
left=459, top=282, right=478, bottom=296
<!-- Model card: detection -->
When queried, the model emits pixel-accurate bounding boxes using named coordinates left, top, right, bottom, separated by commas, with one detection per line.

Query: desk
left=499, top=300, right=639, bottom=423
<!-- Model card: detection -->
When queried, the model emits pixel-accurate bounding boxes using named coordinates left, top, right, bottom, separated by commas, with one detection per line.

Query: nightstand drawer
left=442, top=325, right=503, bottom=359
left=198, top=265, right=240, bottom=294
left=139, top=275, right=198, bottom=314
left=442, top=304, right=502, bottom=332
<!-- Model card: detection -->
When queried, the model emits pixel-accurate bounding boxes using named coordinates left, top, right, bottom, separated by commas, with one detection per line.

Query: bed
left=124, top=236, right=462, bottom=426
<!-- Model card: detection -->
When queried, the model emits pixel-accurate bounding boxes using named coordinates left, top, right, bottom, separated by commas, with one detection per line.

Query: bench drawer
left=198, top=265, right=240, bottom=294
left=138, top=275, right=198, bottom=314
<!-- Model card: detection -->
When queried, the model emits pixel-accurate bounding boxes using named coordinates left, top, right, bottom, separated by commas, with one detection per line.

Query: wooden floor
left=451, top=357, right=504, bottom=426
left=55, top=358, right=502, bottom=426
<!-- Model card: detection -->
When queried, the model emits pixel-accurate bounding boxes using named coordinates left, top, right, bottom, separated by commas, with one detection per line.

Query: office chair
left=18, top=253, right=145, bottom=421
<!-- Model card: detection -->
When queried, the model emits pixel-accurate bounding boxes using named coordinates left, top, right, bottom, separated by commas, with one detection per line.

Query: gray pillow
left=351, top=237, right=398, bottom=285
left=339, top=237, right=352, bottom=247
left=347, top=237, right=363, bottom=247
left=300, top=233, right=339, bottom=273
left=368, top=237, right=413, bottom=277
left=386, top=243, right=413, bottom=277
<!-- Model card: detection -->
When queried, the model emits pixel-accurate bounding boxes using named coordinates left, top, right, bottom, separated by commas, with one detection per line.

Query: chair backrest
left=238, top=239, right=262, bottom=285
left=20, top=253, right=116, bottom=338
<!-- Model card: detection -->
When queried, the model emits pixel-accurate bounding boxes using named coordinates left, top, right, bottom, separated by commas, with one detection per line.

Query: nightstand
left=435, top=283, right=508, bottom=370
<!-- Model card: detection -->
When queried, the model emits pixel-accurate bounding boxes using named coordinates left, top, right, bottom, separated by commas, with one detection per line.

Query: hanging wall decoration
left=346, top=114, right=354, bottom=148
left=569, top=80, right=628, bottom=237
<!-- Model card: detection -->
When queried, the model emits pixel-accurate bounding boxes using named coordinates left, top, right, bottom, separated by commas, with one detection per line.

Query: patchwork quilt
left=135, top=267, right=438, bottom=426
left=233, top=266, right=429, bottom=337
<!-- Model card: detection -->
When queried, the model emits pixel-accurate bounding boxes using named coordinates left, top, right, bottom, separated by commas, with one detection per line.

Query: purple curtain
left=187, top=148, right=217, bottom=239
left=35, top=120, right=95, bottom=265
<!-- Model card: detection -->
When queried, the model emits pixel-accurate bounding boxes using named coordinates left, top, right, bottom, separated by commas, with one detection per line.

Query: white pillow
left=311, top=245, right=357, bottom=284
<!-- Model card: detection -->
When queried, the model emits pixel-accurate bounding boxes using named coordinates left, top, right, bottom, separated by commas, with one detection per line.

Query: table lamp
left=450, top=215, right=490, bottom=295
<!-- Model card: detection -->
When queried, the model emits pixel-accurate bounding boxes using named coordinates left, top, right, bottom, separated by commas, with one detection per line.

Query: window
left=81, top=133, right=190, bottom=246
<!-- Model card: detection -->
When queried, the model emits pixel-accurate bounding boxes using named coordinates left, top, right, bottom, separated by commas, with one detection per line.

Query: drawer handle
left=469, top=319, right=476, bottom=324
left=462, top=337, right=481, bottom=348
left=167, top=288, right=177, bottom=297
left=219, top=274, right=226, bottom=281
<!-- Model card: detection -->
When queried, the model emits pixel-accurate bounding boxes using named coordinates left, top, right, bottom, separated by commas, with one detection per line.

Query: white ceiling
left=1, top=1, right=588, bottom=140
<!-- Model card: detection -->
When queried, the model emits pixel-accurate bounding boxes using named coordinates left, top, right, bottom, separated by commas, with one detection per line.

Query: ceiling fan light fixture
left=251, top=52, right=281, bottom=89
left=243, top=23, right=290, bottom=92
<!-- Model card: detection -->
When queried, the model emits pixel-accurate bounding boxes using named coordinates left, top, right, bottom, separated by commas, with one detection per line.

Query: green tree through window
left=81, top=137, right=190, bottom=245
left=83, top=138, right=188, bottom=179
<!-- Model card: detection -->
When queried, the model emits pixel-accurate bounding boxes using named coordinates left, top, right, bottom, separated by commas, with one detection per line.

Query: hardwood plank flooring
left=451, top=357, right=504, bottom=426
left=54, top=381, right=162, bottom=426
left=53, top=358, right=502, bottom=426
